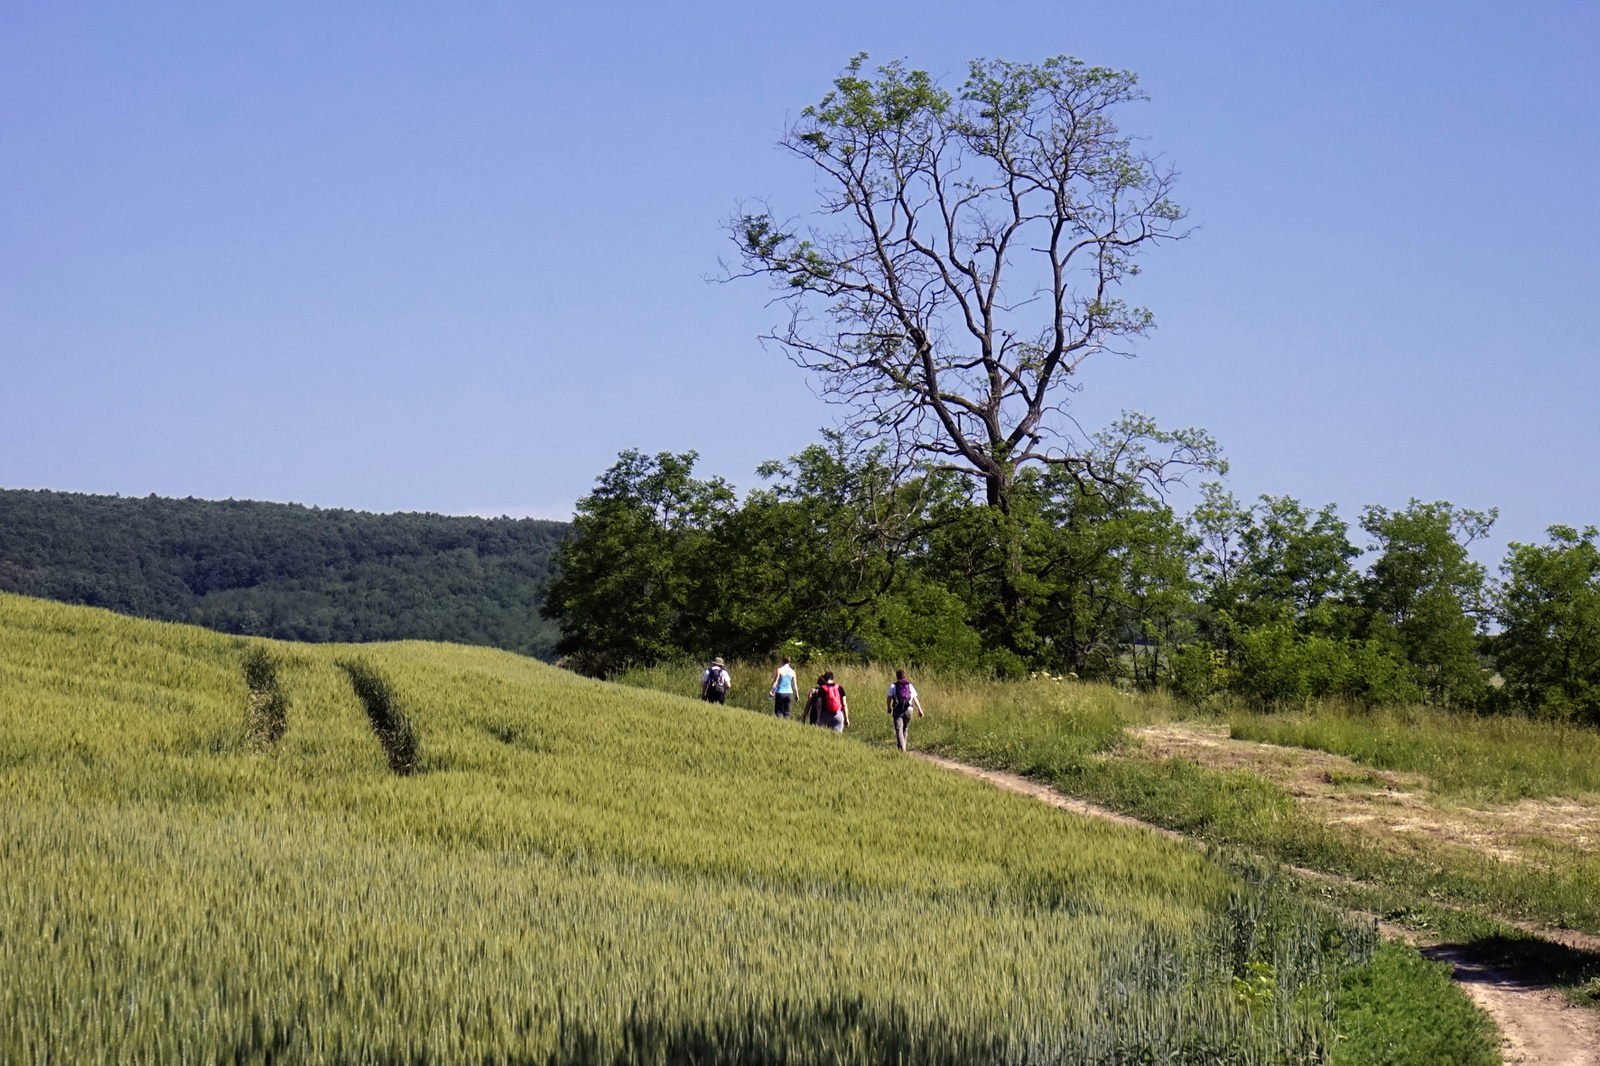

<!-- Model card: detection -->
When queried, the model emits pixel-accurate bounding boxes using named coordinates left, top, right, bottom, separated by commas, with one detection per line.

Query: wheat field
left=0, top=593, right=1381, bottom=1063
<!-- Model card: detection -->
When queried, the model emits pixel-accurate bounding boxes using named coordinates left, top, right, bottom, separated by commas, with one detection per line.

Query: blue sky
left=2, top=1, right=1596, bottom=559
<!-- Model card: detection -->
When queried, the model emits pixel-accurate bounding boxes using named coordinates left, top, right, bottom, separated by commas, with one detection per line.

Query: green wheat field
left=1, top=592, right=1493, bottom=1064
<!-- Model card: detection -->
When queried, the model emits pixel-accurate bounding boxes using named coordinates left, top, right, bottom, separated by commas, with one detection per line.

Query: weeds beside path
left=915, top=748, right=1600, bottom=1066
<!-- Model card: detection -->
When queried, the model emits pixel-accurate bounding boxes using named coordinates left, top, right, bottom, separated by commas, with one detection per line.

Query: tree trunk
left=984, top=463, right=1030, bottom=663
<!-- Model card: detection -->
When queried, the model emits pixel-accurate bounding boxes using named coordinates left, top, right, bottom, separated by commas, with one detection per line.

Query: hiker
left=805, top=674, right=825, bottom=726
left=885, top=669, right=926, bottom=752
left=806, top=671, right=849, bottom=732
left=701, top=657, right=731, bottom=704
left=769, top=656, right=798, bottom=718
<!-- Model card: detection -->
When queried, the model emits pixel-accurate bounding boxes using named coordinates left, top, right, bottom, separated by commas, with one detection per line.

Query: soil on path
left=912, top=750, right=1600, bottom=1066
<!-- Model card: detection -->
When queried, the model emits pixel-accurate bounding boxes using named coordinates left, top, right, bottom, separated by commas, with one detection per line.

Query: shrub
left=1231, top=625, right=1347, bottom=709
left=1169, top=641, right=1226, bottom=706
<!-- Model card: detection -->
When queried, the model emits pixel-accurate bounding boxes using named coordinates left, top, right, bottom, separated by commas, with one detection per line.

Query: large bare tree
left=732, top=55, right=1216, bottom=514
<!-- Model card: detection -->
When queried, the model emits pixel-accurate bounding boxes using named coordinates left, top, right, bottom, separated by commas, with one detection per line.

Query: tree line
left=544, top=442, right=1600, bottom=725
left=0, top=488, right=568, bottom=658
left=551, top=49, right=1600, bottom=724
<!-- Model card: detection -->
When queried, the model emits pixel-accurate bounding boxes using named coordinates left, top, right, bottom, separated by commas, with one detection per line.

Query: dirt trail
left=912, top=751, right=1600, bottom=1066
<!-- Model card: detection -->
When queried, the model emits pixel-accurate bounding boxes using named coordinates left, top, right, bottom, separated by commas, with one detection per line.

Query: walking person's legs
left=893, top=713, right=910, bottom=751
left=774, top=694, right=792, bottom=718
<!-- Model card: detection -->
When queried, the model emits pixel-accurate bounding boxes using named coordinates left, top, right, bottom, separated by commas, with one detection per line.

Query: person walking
left=701, top=657, right=731, bottom=704
left=804, top=674, right=825, bottom=726
left=886, top=669, right=925, bottom=752
left=769, top=656, right=798, bottom=718
left=807, top=671, right=849, bottom=732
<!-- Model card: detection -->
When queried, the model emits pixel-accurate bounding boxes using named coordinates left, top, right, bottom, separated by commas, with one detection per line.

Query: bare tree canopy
left=730, top=54, right=1219, bottom=512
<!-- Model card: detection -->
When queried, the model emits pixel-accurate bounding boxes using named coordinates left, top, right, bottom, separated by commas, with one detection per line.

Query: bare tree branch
left=727, top=55, right=1214, bottom=512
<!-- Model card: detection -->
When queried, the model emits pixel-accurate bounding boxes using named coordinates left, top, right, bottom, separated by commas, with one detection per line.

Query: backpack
left=704, top=667, right=728, bottom=697
left=890, top=679, right=913, bottom=715
left=819, top=682, right=843, bottom=716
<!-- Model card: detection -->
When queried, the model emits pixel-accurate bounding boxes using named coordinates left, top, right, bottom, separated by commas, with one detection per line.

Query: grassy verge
left=1334, top=942, right=1501, bottom=1066
left=1228, top=703, right=1600, bottom=803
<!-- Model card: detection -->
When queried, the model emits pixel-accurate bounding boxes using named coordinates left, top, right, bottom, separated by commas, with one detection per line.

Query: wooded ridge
left=0, top=487, right=569, bottom=658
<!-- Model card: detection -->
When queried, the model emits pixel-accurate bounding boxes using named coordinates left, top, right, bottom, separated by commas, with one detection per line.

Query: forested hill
left=0, top=488, right=569, bottom=658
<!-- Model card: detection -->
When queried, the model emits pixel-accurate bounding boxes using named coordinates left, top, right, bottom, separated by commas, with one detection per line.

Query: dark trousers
left=703, top=691, right=726, bottom=705
left=773, top=694, right=793, bottom=718
left=892, top=712, right=912, bottom=751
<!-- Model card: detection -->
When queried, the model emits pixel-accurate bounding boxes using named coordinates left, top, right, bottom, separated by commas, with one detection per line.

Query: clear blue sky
left=3, top=1, right=1596, bottom=558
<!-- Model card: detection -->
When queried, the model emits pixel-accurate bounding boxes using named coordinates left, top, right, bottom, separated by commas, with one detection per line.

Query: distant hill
left=0, top=487, right=569, bottom=658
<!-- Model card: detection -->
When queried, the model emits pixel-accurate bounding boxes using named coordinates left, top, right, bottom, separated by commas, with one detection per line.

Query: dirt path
left=912, top=751, right=1600, bottom=1066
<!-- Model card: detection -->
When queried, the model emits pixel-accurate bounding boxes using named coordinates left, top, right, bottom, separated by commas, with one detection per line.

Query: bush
left=1232, top=625, right=1348, bottom=709
left=1223, top=627, right=1419, bottom=711
left=1169, top=641, right=1226, bottom=706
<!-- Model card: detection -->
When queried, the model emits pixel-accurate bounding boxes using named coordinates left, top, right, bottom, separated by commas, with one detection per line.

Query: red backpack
left=819, top=682, right=843, bottom=715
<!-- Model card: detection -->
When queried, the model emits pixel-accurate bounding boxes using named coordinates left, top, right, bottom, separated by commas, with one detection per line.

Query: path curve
left=912, top=751, right=1600, bottom=1066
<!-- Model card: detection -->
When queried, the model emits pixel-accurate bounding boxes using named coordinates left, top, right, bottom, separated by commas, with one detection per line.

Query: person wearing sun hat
left=700, top=657, right=732, bottom=704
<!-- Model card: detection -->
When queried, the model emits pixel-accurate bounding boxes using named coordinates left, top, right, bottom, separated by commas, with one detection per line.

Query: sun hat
left=712, top=657, right=725, bottom=666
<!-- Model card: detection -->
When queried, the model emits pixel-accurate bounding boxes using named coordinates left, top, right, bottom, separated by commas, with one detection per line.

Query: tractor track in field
left=913, top=750, right=1600, bottom=1066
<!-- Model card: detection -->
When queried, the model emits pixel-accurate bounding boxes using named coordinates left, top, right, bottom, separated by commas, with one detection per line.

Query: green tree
left=1358, top=500, right=1495, bottom=706
left=732, top=55, right=1219, bottom=652
left=1190, top=487, right=1361, bottom=638
left=546, top=442, right=985, bottom=672
left=1186, top=488, right=1428, bottom=709
left=1494, top=525, right=1600, bottom=724
left=700, top=437, right=960, bottom=662
left=925, top=451, right=1195, bottom=680
left=543, top=451, right=733, bottom=675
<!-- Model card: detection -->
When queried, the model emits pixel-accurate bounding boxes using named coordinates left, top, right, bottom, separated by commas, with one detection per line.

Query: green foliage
left=551, top=439, right=1208, bottom=682
left=1188, top=490, right=1498, bottom=711
left=1357, top=500, right=1495, bottom=708
left=1333, top=942, right=1500, bottom=1066
left=1228, top=626, right=1420, bottom=711
left=1170, top=641, right=1227, bottom=705
left=543, top=449, right=735, bottom=674
left=928, top=464, right=1197, bottom=681
left=1231, top=625, right=1355, bottom=708
left=0, top=486, right=567, bottom=657
left=733, top=50, right=1212, bottom=543
left=337, top=657, right=420, bottom=774
left=0, top=592, right=1397, bottom=1063
left=1493, top=524, right=1600, bottom=725
left=1192, top=485, right=1361, bottom=637
left=241, top=645, right=287, bottom=752
left=547, top=444, right=988, bottom=673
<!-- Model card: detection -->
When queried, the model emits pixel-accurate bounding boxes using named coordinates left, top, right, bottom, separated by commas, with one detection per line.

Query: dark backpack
left=890, top=679, right=913, bottom=715
left=704, top=667, right=728, bottom=697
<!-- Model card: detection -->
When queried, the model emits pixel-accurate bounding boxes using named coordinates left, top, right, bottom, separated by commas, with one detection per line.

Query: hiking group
left=700, top=657, right=926, bottom=752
